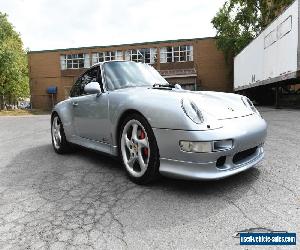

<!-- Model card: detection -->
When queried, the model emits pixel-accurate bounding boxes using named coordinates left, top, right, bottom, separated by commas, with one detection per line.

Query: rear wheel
left=51, top=114, right=71, bottom=154
left=119, top=114, right=160, bottom=184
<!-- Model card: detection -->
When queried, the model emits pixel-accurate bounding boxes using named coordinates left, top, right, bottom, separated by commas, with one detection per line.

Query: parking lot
left=0, top=108, right=299, bottom=249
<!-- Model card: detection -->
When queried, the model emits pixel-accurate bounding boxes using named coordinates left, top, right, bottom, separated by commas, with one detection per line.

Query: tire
left=51, top=114, right=72, bottom=154
left=119, top=113, right=160, bottom=184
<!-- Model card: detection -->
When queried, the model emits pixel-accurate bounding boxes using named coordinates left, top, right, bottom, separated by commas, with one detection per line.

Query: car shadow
left=84, top=146, right=261, bottom=195
left=0, top=143, right=264, bottom=238
left=1, top=143, right=261, bottom=198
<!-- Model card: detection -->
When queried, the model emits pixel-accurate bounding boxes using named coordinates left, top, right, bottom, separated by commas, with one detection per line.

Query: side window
left=80, top=67, right=98, bottom=95
left=70, top=78, right=81, bottom=97
left=69, top=67, right=99, bottom=97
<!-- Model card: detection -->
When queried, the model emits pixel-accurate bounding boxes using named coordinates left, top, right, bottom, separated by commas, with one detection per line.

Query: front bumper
left=153, top=114, right=267, bottom=180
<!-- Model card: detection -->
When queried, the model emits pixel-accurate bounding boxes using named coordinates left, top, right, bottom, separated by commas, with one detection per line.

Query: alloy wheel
left=52, top=116, right=62, bottom=149
left=121, top=119, right=150, bottom=177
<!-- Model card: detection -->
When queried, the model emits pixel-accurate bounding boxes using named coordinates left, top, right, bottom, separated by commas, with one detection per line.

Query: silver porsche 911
left=51, top=61, right=267, bottom=184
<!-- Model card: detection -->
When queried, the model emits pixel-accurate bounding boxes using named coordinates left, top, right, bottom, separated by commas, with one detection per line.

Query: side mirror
left=174, top=84, right=182, bottom=90
left=84, top=82, right=101, bottom=94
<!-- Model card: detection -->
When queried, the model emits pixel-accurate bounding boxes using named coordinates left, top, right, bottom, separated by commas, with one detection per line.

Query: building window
left=60, top=53, right=90, bottom=70
left=92, top=51, right=123, bottom=64
left=160, top=45, right=193, bottom=63
left=125, top=48, right=157, bottom=64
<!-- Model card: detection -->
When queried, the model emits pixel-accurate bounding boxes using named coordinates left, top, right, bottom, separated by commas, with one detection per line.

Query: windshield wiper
left=152, top=83, right=175, bottom=89
left=153, top=83, right=183, bottom=90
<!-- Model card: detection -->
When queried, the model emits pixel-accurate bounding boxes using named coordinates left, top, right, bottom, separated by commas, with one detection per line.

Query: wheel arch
left=115, top=109, right=146, bottom=148
left=116, top=108, right=161, bottom=183
left=51, top=111, right=58, bottom=120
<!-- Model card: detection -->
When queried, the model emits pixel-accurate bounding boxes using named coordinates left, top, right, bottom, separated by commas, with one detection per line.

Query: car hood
left=128, top=87, right=253, bottom=120
left=181, top=91, right=253, bottom=120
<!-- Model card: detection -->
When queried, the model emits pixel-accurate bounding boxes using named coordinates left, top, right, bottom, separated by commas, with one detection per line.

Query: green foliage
left=0, top=12, right=29, bottom=109
left=212, top=0, right=293, bottom=60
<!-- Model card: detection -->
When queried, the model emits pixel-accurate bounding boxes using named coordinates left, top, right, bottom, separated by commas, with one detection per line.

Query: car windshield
left=103, top=61, right=169, bottom=90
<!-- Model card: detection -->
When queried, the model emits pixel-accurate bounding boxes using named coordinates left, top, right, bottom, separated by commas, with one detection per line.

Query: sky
left=0, top=0, right=226, bottom=51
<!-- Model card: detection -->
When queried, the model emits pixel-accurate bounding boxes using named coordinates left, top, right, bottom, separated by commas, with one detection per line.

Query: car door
left=71, top=66, right=111, bottom=144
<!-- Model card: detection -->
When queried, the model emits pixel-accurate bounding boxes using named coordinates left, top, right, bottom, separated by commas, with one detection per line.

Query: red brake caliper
left=140, top=130, right=148, bottom=157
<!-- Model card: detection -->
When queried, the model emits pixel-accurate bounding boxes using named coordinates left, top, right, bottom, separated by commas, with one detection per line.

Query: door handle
left=72, top=102, right=78, bottom=107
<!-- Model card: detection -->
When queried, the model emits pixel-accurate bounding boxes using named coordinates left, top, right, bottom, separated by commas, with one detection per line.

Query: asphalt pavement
left=0, top=108, right=299, bottom=249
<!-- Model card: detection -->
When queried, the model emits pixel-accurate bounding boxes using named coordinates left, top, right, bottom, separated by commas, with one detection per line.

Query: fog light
left=179, top=141, right=213, bottom=153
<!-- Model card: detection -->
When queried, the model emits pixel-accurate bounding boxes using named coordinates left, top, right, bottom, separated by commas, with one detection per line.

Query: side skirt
left=69, top=135, right=118, bottom=156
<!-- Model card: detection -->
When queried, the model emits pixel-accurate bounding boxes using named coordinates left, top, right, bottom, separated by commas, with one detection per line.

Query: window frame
left=277, top=15, right=292, bottom=40
left=92, top=51, right=123, bottom=64
left=125, top=48, right=157, bottom=64
left=60, top=53, right=90, bottom=70
left=160, top=45, right=193, bottom=63
left=264, top=29, right=277, bottom=49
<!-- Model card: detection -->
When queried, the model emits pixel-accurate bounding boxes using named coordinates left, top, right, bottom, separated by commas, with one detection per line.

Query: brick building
left=27, top=37, right=232, bottom=109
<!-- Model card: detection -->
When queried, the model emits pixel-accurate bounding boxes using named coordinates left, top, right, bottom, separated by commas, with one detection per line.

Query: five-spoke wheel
left=52, top=116, right=62, bottom=150
left=121, top=119, right=150, bottom=177
left=119, top=114, right=160, bottom=184
left=51, top=114, right=71, bottom=154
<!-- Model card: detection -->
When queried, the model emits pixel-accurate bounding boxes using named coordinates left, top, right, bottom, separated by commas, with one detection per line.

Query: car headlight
left=181, top=98, right=204, bottom=124
left=241, top=97, right=260, bottom=115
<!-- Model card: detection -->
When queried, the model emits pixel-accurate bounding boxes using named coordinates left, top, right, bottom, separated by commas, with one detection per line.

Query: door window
left=70, top=66, right=100, bottom=97
left=80, top=67, right=98, bottom=95
left=70, top=78, right=81, bottom=97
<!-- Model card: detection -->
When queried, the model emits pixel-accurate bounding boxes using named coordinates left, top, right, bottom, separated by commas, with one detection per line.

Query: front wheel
left=119, top=114, right=160, bottom=184
left=51, top=114, right=72, bottom=154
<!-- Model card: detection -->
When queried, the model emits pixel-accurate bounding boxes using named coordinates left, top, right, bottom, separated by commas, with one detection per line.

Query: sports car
left=51, top=61, right=267, bottom=184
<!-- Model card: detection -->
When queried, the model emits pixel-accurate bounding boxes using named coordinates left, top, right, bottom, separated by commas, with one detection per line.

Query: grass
left=0, top=109, right=50, bottom=116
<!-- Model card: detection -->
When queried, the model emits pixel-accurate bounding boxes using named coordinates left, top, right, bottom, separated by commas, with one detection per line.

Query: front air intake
left=233, top=147, right=258, bottom=165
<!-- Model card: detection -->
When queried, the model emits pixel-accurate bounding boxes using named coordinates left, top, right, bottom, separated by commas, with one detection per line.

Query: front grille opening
left=233, top=147, right=258, bottom=164
left=216, top=156, right=226, bottom=168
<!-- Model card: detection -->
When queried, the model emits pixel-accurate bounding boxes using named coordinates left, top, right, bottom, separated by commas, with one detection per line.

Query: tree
left=0, top=12, right=29, bottom=110
left=211, top=0, right=293, bottom=60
